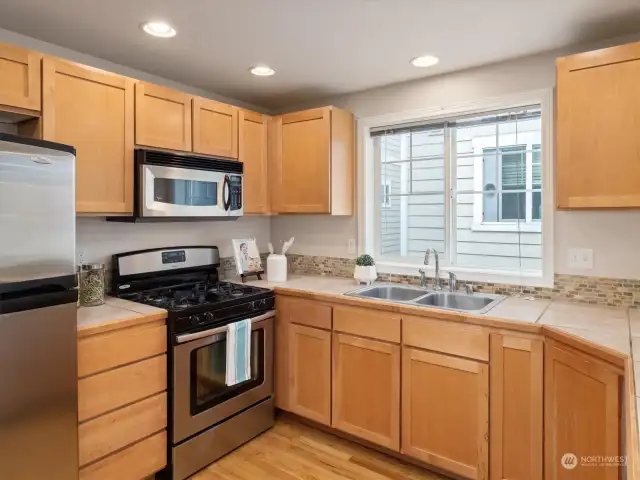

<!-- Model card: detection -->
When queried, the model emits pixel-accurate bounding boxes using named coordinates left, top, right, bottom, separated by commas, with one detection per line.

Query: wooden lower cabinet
left=288, top=323, right=332, bottom=425
left=332, top=333, right=400, bottom=450
left=490, top=334, right=543, bottom=480
left=544, top=340, right=622, bottom=480
left=402, top=347, right=489, bottom=480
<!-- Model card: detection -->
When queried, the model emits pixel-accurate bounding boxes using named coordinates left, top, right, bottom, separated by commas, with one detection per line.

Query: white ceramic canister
left=267, top=254, right=288, bottom=282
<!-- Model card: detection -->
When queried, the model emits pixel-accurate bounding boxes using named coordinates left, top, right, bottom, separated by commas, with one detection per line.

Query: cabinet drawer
left=79, top=430, right=166, bottom=480
left=279, top=296, right=332, bottom=330
left=403, top=316, right=489, bottom=361
left=78, top=355, right=167, bottom=422
left=78, top=320, right=166, bottom=377
left=333, top=306, right=400, bottom=343
left=79, top=392, right=167, bottom=466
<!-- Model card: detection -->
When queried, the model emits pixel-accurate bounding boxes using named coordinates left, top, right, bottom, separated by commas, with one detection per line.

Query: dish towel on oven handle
left=225, top=319, right=252, bottom=386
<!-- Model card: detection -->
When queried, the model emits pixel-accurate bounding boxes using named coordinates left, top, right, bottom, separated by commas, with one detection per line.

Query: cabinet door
left=42, top=57, right=134, bottom=213
left=332, top=333, right=400, bottom=450
left=557, top=42, right=640, bottom=208
left=490, top=334, right=543, bottom=480
left=274, top=108, right=331, bottom=213
left=544, top=341, right=621, bottom=480
left=135, top=82, right=192, bottom=151
left=402, top=347, right=488, bottom=480
left=0, top=43, right=41, bottom=111
left=288, top=324, right=331, bottom=425
left=192, top=97, right=238, bottom=158
left=239, top=110, right=269, bottom=214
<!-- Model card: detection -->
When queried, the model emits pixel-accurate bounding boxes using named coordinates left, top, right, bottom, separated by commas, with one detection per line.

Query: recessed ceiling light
left=411, top=55, right=439, bottom=68
left=250, top=65, right=275, bottom=77
left=141, top=21, right=177, bottom=38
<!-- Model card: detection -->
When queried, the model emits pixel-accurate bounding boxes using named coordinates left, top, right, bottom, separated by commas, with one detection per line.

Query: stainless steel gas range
left=111, top=246, right=274, bottom=480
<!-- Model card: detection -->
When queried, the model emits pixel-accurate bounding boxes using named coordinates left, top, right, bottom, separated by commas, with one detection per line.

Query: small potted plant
left=354, top=254, right=377, bottom=285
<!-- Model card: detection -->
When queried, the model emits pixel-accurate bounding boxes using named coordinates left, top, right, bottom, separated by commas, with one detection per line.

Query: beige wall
left=272, top=33, right=640, bottom=279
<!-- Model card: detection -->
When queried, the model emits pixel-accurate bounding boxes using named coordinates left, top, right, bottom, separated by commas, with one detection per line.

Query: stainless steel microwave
left=109, top=149, right=243, bottom=222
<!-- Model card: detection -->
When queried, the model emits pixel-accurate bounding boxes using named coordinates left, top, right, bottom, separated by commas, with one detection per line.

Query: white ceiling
left=1, top=0, right=640, bottom=110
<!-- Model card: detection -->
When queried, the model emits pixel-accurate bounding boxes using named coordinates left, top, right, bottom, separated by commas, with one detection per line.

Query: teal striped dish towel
left=225, top=319, right=251, bottom=386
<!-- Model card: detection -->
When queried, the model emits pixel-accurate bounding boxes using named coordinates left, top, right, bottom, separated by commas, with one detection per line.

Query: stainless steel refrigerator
left=0, top=133, right=78, bottom=479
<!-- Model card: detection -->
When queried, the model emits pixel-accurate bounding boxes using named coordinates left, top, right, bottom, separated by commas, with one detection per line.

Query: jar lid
left=78, top=263, right=104, bottom=271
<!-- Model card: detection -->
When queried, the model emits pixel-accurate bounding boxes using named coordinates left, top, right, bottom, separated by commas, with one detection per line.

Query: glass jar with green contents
left=78, top=263, right=105, bottom=307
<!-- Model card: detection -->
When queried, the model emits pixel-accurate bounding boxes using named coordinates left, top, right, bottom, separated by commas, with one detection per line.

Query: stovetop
left=118, top=281, right=270, bottom=313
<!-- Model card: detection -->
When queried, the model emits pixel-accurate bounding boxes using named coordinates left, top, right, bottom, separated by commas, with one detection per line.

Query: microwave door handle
left=175, top=310, right=275, bottom=344
left=222, top=175, right=231, bottom=211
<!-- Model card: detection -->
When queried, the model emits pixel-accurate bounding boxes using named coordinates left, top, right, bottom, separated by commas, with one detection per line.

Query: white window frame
left=356, top=89, right=554, bottom=288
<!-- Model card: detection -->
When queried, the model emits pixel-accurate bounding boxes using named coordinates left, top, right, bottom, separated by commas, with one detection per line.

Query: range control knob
left=260, top=299, right=267, bottom=307
left=248, top=301, right=257, bottom=310
left=189, top=314, right=203, bottom=326
left=204, top=311, right=215, bottom=322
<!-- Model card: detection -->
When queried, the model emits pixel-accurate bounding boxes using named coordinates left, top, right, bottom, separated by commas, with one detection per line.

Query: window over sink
left=360, top=91, right=553, bottom=287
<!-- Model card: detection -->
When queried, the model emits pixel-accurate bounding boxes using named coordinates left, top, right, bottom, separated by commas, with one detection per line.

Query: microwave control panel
left=229, top=175, right=242, bottom=211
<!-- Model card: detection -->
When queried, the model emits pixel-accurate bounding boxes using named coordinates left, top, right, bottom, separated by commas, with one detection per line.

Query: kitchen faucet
left=419, top=248, right=441, bottom=290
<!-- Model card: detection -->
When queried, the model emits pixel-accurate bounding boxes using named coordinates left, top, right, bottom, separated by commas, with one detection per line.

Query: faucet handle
left=448, top=271, right=457, bottom=292
left=465, top=284, right=474, bottom=295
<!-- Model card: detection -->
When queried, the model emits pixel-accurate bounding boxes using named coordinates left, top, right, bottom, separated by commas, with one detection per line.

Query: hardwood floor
left=190, top=417, right=449, bottom=480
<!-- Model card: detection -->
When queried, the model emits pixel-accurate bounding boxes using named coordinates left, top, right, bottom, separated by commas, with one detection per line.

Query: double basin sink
left=344, top=284, right=504, bottom=314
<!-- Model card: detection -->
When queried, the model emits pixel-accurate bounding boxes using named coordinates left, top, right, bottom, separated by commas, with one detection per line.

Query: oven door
left=172, top=311, right=274, bottom=443
left=141, top=163, right=231, bottom=217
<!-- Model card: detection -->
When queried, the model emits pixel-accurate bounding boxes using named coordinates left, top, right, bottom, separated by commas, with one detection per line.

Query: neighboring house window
left=368, top=100, right=549, bottom=284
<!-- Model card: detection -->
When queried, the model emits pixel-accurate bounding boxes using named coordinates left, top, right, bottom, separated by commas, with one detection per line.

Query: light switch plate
left=568, top=248, right=593, bottom=270
left=347, top=239, right=356, bottom=254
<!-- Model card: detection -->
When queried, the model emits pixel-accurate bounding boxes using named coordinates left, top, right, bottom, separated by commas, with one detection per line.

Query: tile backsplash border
left=104, top=252, right=640, bottom=308
left=285, top=254, right=640, bottom=308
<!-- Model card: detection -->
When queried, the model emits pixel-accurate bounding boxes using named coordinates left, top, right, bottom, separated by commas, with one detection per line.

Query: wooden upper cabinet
left=557, top=41, right=640, bottom=208
left=332, top=333, right=400, bottom=450
left=544, top=340, right=622, bottom=480
left=490, top=334, right=543, bottom=480
left=135, top=82, right=192, bottom=151
left=288, top=323, right=332, bottom=425
left=0, top=43, right=41, bottom=111
left=239, top=110, right=269, bottom=214
left=42, top=57, right=134, bottom=214
left=402, top=347, right=489, bottom=480
left=192, top=97, right=238, bottom=158
left=272, top=106, right=354, bottom=215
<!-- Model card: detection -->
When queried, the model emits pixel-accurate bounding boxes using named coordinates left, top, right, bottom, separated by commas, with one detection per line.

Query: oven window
left=154, top=178, right=218, bottom=206
left=190, top=329, right=264, bottom=414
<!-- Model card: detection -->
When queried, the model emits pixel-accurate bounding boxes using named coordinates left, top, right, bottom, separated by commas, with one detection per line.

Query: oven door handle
left=175, top=310, right=275, bottom=344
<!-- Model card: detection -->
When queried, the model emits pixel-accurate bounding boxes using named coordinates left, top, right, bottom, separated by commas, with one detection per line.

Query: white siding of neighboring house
left=378, top=118, right=543, bottom=272
left=380, top=136, right=402, bottom=256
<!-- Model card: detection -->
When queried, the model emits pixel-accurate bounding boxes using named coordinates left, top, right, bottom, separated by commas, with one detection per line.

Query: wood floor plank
left=190, top=419, right=447, bottom=480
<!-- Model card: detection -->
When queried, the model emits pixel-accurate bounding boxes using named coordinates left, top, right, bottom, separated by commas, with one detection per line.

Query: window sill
left=377, top=260, right=552, bottom=288
left=471, top=222, right=542, bottom=233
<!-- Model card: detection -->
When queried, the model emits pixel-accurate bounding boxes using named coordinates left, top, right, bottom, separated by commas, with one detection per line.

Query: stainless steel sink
left=345, top=284, right=426, bottom=302
left=414, top=291, right=502, bottom=313
left=345, top=284, right=504, bottom=314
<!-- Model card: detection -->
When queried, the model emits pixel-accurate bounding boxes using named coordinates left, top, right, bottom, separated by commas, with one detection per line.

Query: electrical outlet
left=76, top=249, right=85, bottom=266
left=347, top=239, right=356, bottom=254
left=568, top=248, right=593, bottom=270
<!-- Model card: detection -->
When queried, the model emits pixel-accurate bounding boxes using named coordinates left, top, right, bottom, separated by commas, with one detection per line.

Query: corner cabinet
left=239, top=110, right=270, bottom=213
left=135, top=82, right=192, bottom=151
left=544, top=339, right=622, bottom=480
left=557, top=41, right=640, bottom=208
left=192, top=97, right=238, bottom=158
left=271, top=106, right=354, bottom=214
left=402, top=347, right=489, bottom=480
left=42, top=57, right=134, bottom=214
left=0, top=43, right=41, bottom=112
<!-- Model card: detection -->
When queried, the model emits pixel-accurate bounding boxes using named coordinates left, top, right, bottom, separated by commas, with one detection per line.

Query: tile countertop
left=76, top=297, right=167, bottom=337
left=238, top=274, right=633, bottom=356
